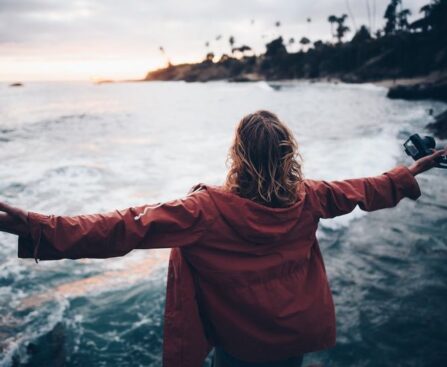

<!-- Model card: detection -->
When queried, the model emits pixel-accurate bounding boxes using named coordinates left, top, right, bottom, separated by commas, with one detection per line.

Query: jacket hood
left=195, top=184, right=306, bottom=244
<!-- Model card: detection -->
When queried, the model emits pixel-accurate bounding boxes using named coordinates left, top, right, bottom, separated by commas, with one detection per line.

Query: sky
left=0, top=0, right=429, bottom=81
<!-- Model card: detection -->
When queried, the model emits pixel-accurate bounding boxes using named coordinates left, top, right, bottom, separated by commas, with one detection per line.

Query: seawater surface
left=0, top=81, right=446, bottom=367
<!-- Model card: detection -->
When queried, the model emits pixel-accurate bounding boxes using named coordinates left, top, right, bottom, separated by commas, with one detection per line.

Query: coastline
left=96, top=74, right=447, bottom=140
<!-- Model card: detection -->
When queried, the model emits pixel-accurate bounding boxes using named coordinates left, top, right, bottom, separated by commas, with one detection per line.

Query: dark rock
left=387, top=81, right=447, bottom=102
left=426, top=110, right=447, bottom=140
left=340, top=74, right=362, bottom=83
left=9, top=82, right=23, bottom=87
left=229, top=73, right=262, bottom=82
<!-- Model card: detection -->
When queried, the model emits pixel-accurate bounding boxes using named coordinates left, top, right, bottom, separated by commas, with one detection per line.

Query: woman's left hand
left=0, top=202, right=29, bottom=237
left=408, top=147, right=447, bottom=176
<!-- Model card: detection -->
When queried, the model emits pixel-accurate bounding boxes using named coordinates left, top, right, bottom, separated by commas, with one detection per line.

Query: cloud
left=0, top=0, right=428, bottom=43
left=0, top=0, right=430, bottom=80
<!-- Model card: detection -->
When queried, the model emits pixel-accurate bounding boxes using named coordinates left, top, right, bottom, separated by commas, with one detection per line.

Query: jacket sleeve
left=17, top=191, right=209, bottom=262
left=305, top=166, right=421, bottom=219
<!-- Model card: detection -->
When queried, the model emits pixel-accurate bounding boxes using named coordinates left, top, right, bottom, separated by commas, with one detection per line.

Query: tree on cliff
left=410, top=0, right=447, bottom=36
left=428, top=0, right=447, bottom=37
left=384, top=0, right=401, bottom=34
left=265, top=37, right=287, bottom=57
left=397, top=8, right=412, bottom=30
left=420, top=3, right=432, bottom=17
left=299, top=37, right=311, bottom=51
left=229, top=36, right=235, bottom=54
left=328, top=15, right=337, bottom=39
left=205, top=52, right=214, bottom=62
left=232, top=45, right=252, bottom=57
left=159, top=46, right=172, bottom=67
left=335, top=14, right=350, bottom=43
left=352, top=25, right=372, bottom=43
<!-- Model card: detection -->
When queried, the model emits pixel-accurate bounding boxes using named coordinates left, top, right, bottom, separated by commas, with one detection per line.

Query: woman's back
left=182, top=183, right=334, bottom=362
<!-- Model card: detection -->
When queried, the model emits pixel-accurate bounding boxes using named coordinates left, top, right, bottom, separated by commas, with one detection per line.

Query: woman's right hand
left=0, top=202, right=29, bottom=237
left=408, top=147, right=447, bottom=176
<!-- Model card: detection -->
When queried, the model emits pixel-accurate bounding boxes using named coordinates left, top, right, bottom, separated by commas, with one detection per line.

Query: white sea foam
left=0, top=298, right=69, bottom=367
left=256, top=81, right=276, bottom=91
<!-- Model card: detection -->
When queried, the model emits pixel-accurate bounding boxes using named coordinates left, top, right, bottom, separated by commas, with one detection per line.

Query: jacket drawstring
left=32, top=224, right=42, bottom=263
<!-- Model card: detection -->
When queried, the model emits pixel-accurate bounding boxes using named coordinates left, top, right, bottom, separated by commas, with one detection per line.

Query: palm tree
left=288, top=37, right=295, bottom=52
left=159, top=46, right=171, bottom=67
left=299, top=37, right=311, bottom=51
left=232, top=45, right=252, bottom=57
left=229, top=36, right=235, bottom=54
left=397, top=8, right=411, bottom=30
left=420, top=4, right=432, bottom=18
left=384, top=0, right=401, bottom=35
left=306, top=17, right=312, bottom=35
left=328, top=15, right=337, bottom=39
left=417, top=4, right=432, bottom=32
left=335, top=14, right=350, bottom=43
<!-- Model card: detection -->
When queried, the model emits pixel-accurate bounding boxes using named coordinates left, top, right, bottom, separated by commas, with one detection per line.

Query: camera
left=404, top=134, right=447, bottom=168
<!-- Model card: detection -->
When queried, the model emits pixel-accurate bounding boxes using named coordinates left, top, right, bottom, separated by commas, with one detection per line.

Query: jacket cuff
left=18, top=212, right=50, bottom=262
left=385, top=166, right=421, bottom=200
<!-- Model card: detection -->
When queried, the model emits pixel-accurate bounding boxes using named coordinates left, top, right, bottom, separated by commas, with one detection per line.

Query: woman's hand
left=408, top=147, right=447, bottom=176
left=0, top=201, right=29, bottom=237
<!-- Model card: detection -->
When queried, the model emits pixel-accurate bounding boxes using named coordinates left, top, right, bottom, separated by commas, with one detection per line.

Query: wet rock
left=387, top=81, right=447, bottom=103
left=426, top=110, right=447, bottom=140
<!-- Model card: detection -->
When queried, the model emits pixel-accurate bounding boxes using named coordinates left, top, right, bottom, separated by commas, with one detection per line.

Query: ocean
left=0, top=80, right=446, bottom=366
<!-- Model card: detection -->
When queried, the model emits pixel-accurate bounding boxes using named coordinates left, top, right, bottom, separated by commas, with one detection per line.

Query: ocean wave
left=0, top=298, right=69, bottom=367
left=256, top=81, right=276, bottom=91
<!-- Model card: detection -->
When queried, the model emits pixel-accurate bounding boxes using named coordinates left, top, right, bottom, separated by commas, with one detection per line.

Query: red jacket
left=18, top=166, right=421, bottom=367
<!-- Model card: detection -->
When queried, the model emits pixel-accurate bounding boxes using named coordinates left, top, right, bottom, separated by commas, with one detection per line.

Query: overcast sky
left=0, top=0, right=429, bottom=81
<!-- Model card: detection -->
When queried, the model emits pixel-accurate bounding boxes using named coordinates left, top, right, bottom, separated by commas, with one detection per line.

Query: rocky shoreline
left=139, top=0, right=447, bottom=139
left=386, top=74, right=447, bottom=102
left=141, top=56, right=447, bottom=139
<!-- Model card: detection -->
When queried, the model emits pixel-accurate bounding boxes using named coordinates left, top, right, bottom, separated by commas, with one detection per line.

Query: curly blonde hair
left=224, top=110, right=304, bottom=208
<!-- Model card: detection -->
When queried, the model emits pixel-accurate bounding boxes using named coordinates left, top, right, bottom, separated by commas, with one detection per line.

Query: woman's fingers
left=0, top=212, right=12, bottom=222
left=0, top=201, right=15, bottom=215
left=427, top=148, right=447, bottom=165
left=415, top=147, right=447, bottom=173
left=0, top=201, right=28, bottom=224
left=430, top=147, right=447, bottom=158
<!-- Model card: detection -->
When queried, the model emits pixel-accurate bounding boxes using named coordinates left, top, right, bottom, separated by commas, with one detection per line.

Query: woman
left=0, top=110, right=445, bottom=367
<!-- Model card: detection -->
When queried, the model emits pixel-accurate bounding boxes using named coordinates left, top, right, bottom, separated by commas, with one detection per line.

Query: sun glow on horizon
left=0, top=56, right=173, bottom=82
